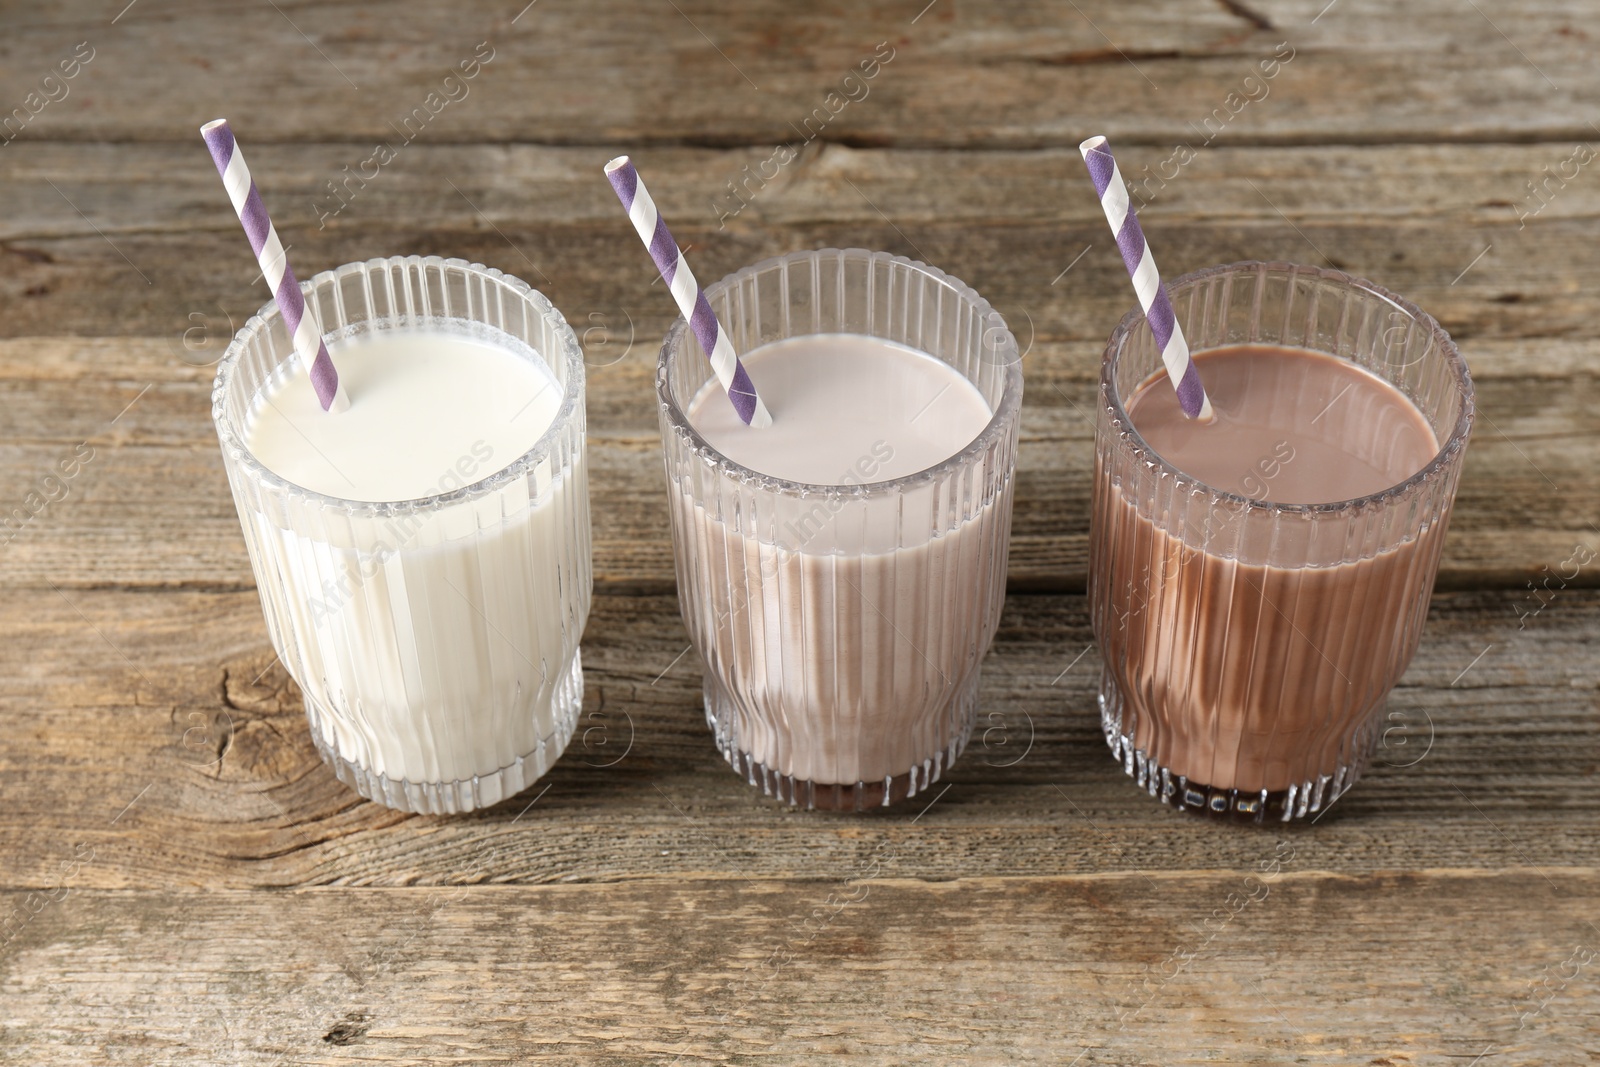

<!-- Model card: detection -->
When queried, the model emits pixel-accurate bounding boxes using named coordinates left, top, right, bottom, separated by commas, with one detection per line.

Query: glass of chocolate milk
left=1092, top=261, right=1473, bottom=822
left=657, top=248, right=1023, bottom=811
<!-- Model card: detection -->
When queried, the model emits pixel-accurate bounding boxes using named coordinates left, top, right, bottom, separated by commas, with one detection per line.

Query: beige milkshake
left=661, top=294, right=1022, bottom=811
left=678, top=333, right=1006, bottom=806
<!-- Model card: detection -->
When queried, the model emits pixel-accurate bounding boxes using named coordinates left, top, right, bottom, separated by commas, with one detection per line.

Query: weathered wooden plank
left=1, top=143, right=1595, bottom=343
left=9, top=142, right=1598, bottom=243
left=1, top=3, right=1590, bottom=1059
left=1, top=333, right=1594, bottom=590
left=1, top=873, right=1594, bottom=1064
left=0, top=586, right=1594, bottom=890
left=1, top=0, right=1597, bottom=146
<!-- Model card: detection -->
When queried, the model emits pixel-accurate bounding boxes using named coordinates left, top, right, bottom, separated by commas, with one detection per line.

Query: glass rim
left=211, top=255, right=585, bottom=516
left=1102, top=259, right=1475, bottom=515
left=655, top=247, right=1024, bottom=498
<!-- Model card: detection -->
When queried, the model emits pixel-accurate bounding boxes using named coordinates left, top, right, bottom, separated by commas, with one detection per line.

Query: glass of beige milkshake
left=657, top=248, right=1023, bottom=810
left=1092, top=261, right=1473, bottom=822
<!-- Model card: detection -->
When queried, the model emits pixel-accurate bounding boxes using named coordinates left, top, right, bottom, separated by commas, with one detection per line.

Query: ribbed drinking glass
left=657, top=248, right=1023, bottom=811
left=213, top=256, right=591, bottom=815
left=1092, top=261, right=1473, bottom=821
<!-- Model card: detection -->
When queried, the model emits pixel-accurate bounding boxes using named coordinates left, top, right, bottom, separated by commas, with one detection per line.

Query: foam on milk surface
left=686, top=333, right=992, bottom=485
left=246, top=323, right=562, bottom=502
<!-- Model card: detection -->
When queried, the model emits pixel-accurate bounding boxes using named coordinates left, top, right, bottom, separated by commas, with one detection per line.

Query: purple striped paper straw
left=604, top=155, right=771, bottom=428
left=200, top=119, right=348, bottom=413
left=1079, top=135, right=1213, bottom=422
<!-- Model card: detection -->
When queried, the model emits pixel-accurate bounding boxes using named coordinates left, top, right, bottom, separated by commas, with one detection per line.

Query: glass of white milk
left=213, top=256, right=591, bottom=814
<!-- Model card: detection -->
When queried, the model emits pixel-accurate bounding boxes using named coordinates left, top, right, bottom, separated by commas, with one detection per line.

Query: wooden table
left=4, top=1, right=1597, bottom=1062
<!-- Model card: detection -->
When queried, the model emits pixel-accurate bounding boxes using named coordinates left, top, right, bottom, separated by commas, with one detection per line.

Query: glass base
left=705, top=670, right=979, bottom=812
left=1098, top=666, right=1366, bottom=824
left=305, top=649, right=583, bottom=816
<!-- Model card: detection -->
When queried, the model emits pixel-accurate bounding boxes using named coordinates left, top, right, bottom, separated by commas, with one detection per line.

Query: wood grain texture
left=2, top=873, right=1596, bottom=1064
left=1, top=585, right=1595, bottom=890
left=3, top=142, right=1597, bottom=344
left=3, top=0, right=1596, bottom=1060
left=2, top=0, right=1598, bottom=146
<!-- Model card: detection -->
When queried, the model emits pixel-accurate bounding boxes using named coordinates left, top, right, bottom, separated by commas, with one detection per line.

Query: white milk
left=239, top=322, right=589, bottom=804
left=247, top=327, right=563, bottom=501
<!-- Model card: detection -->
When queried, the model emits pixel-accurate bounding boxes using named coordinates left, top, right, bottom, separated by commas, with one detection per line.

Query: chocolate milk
left=676, top=333, right=1008, bottom=807
left=1093, top=345, right=1444, bottom=810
